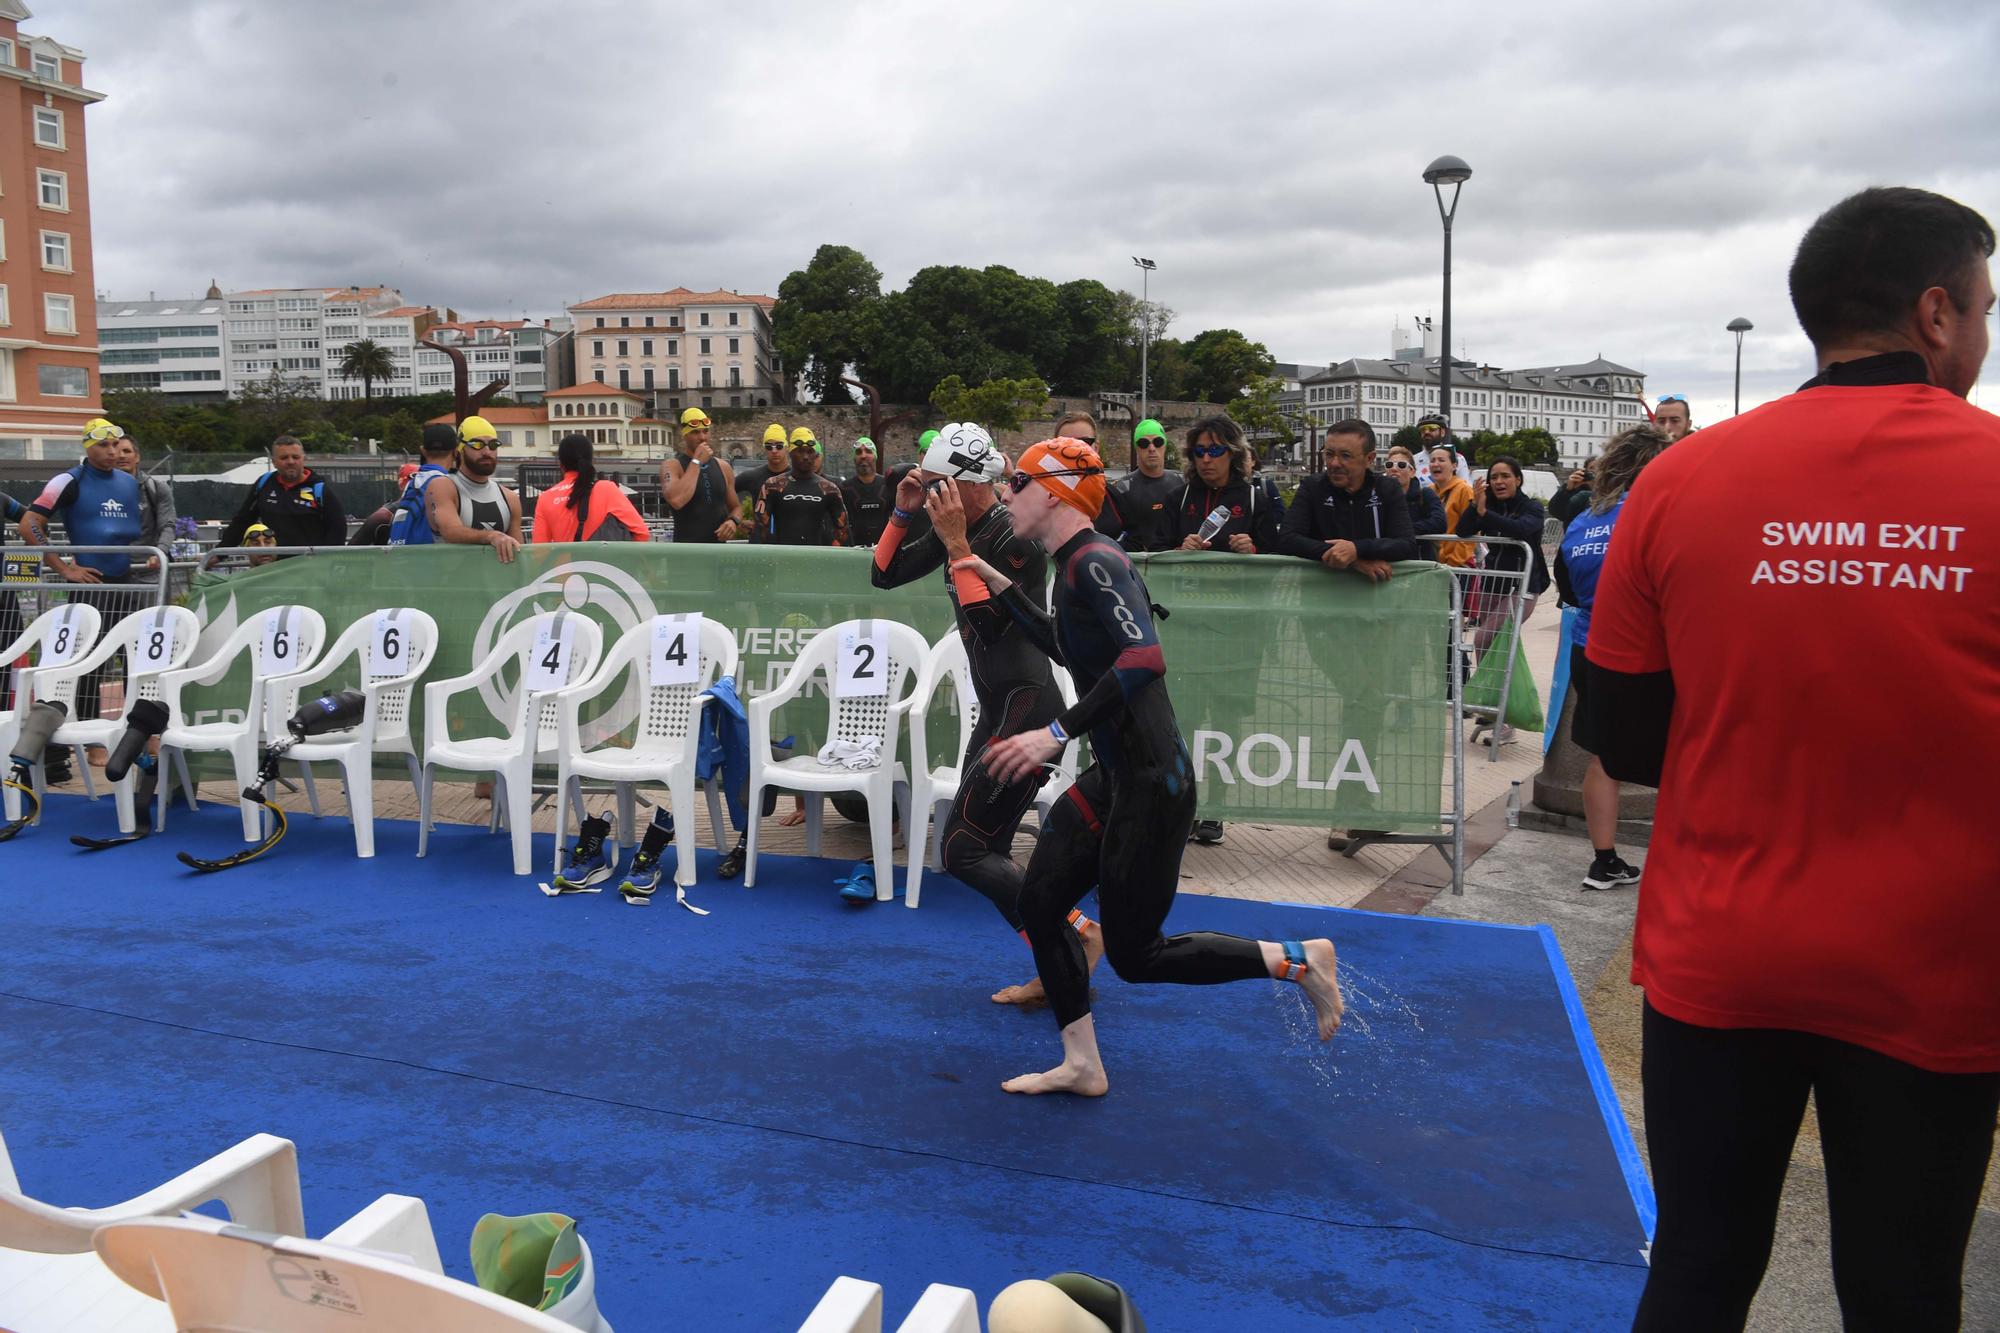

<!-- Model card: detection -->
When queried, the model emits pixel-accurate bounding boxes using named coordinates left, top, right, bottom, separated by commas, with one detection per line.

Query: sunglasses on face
left=1135, top=439, right=1164, bottom=449
left=1385, top=460, right=1414, bottom=470
left=1189, top=444, right=1230, bottom=459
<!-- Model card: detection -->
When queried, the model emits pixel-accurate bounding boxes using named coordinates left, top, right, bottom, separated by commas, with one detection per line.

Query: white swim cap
left=921, top=422, right=1005, bottom=483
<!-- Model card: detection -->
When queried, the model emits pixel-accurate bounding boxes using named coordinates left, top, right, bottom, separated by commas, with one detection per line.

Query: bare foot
left=474, top=780, right=493, bottom=800
left=777, top=807, right=806, bottom=828
left=1002, top=1061, right=1108, bottom=1097
left=1295, top=938, right=1344, bottom=1039
left=991, top=977, right=1048, bottom=1007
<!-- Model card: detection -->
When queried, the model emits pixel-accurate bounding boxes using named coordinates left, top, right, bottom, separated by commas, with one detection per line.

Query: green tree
left=772, top=244, right=884, bottom=404
left=235, top=370, right=322, bottom=446
left=859, top=264, right=1062, bottom=402
left=1181, top=328, right=1275, bottom=403
left=1048, top=278, right=1127, bottom=396
left=929, top=374, right=1050, bottom=433
left=1142, top=336, right=1192, bottom=403
left=1225, top=374, right=1296, bottom=449
left=1468, top=429, right=1513, bottom=467
left=1506, top=426, right=1559, bottom=466
left=1389, top=424, right=1427, bottom=453
left=337, top=339, right=396, bottom=400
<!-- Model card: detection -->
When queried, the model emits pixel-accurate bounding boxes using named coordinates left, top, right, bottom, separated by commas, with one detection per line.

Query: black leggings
left=1635, top=1001, right=1999, bottom=1332
left=1017, top=753, right=1266, bottom=1029
left=939, top=684, right=1059, bottom=933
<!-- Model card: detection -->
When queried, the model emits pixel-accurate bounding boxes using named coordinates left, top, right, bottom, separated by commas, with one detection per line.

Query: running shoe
left=1581, top=855, right=1642, bottom=891
left=1190, top=819, right=1225, bottom=845
left=554, top=813, right=614, bottom=891
left=619, top=850, right=663, bottom=904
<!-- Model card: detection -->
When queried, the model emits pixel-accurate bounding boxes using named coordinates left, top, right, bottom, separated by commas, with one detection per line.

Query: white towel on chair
left=816, top=737, right=881, bottom=770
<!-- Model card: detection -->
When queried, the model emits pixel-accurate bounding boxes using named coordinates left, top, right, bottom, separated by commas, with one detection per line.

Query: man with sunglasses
left=954, top=438, right=1344, bottom=1096
left=840, top=437, right=893, bottom=546
left=1654, top=394, right=1693, bottom=441
left=872, top=421, right=1101, bottom=1005
left=428, top=416, right=524, bottom=562
left=755, top=428, right=846, bottom=546
left=1093, top=417, right=1181, bottom=552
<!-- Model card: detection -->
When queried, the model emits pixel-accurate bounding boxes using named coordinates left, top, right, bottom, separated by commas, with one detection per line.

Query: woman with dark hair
left=1171, top=414, right=1279, bottom=554
left=1385, top=445, right=1445, bottom=536
left=1453, top=454, right=1549, bottom=742
left=532, top=434, right=650, bottom=543
left=1555, top=424, right=1672, bottom=890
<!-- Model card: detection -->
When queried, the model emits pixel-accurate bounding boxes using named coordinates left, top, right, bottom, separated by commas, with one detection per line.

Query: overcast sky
left=54, top=0, right=2000, bottom=423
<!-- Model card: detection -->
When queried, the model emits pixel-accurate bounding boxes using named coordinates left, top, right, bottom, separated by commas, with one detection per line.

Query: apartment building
left=0, top=1, right=105, bottom=460
left=414, top=318, right=571, bottom=404
left=97, top=294, right=226, bottom=400
left=567, top=288, right=781, bottom=412
left=222, top=285, right=424, bottom=398
left=425, top=382, right=670, bottom=459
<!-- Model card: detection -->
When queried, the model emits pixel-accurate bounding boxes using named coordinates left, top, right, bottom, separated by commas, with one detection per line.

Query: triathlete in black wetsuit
left=962, top=436, right=1345, bottom=1097
left=871, top=422, right=1098, bottom=1004
left=1095, top=419, right=1184, bottom=552
left=755, top=438, right=847, bottom=546
left=662, top=410, right=740, bottom=543
left=842, top=438, right=894, bottom=547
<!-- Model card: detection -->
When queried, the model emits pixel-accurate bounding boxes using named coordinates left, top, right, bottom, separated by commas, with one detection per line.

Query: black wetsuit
left=1095, top=471, right=1184, bottom=552
left=842, top=472, right=894, bottom=547
left=1000, top=529, right=1266, bottom=1028
left=873, top=502, right=1059, bottom=930
left=667, top=452, right=735, bottom=544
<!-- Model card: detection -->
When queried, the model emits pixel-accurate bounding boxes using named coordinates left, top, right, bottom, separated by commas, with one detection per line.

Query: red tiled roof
left=545, top=383, right=644, bottom=399
left=381, top=305, right=433, bottom=318
left=571, top=287, right=775, bottom=311
left=432, top=319, right=527, bottom=333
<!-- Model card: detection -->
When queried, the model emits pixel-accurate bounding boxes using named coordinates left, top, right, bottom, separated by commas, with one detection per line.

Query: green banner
left=184, top=546, right=1454, bottom=829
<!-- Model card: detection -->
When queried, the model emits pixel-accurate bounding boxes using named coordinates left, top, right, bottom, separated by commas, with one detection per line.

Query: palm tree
left=338, top=339, right=396, bottom=401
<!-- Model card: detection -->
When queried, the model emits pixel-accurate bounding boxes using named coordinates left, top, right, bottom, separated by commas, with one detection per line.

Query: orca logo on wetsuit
left=1087, top=558, right=1146, bottom=642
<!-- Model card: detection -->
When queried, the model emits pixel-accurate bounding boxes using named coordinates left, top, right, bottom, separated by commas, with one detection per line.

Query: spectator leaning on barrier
left=1094, top=417, right=1181, bottom=553
left=22, top=417, right=142, bottom=585
left=533, top=434, right=650, bottom=544
left=386, top=424, right=460, bottom=547
left=841, top=437, right=893, bottom=547
left=219, top=434, right=347, bottom=550
left=1385, top=445, right=1444, bottom=536
left=432, top=416, right=525, bottom=562
left=351, top=462, right=420, bottom=546
left=662, top=408, right=740, bottom=544
left=1550, top=424, right=1670, bottom=893
left=1275, top=418, right=1418, bottom=582
left=756, top=428, right=846, bottom=546
left=1173, top=414, right=1280, bottom=555
left=1453, top=454, right=1549, bottom=665
left=1586, top=185, right=2000, bottom=1332
left=1653, top=394, right=1693, bottom=441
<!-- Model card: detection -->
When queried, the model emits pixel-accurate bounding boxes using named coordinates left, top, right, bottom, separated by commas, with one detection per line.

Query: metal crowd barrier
left=1, top=543, right=172, bottom=750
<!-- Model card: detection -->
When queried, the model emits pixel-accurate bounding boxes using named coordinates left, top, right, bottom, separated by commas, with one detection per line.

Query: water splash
left=1270, top=958, right=1428, bottom=1094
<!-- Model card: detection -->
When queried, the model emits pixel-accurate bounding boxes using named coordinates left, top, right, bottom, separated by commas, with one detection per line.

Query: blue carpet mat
left=0, top=794, right=1650, bottom=1329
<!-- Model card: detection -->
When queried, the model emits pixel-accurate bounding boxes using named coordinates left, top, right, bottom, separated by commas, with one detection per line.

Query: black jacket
left=1548, top=481, right=1592, bottom=528
left=1095, top=470, right=1184, bottom=552
left=1454, top=490, right=1550, bottom=594
left=219, top=469, right=347, bottom=549
left=1172, top=475, right=1281, bottom=552
left=1275, top=471, right=1419, bottom=563
left=1404, top=480, right=1446, bottom=536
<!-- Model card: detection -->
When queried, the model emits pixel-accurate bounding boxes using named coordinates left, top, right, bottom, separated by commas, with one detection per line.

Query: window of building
left=43, top=293, right=74, bottom=335
left=700, top=366, right=712, bottom=388
left=595, top=317, right=605, bottom=327
left=695, top=337, right=708, bottom=355
left=0, top=42, right=12, bottom=69
left=0, top=349, right=14, bottom=402
left=618, top=368, right=630, bottom=390
left=592, top=340, right=604, bottom=357
left=669, top=315, right=680, bottom=327
left=36, top=169, right=66, bottom=211
left=39, top=231, right=69, bottom=271
left=701, top=395, right=713, bottom=407
left=32, top=51, right=59, bottom=81
left=641, top=339, right=652, bottom=356
left=728, top=312, right=739, bottom=326
left=728, top=366, right=741, bottom=388
left=620, top=316, right=630, bottom=328
left=616, top=340, right=628, bottom=356
left=667, top=339, right=677, bottom=355
left=39, top=362, right=87, bottom=396
left=0, top=285, right=9, bottom=326
left=727, top=337, right=739, bottom=354
left=698, top=313, right=710, bottom=327
left=730, top=395, right=742, bottom=407
left=642, top=368, right=654, bottom=389
left=594, top=370, right=605, bottom=384
left=668, top=368, right=680, bottom=389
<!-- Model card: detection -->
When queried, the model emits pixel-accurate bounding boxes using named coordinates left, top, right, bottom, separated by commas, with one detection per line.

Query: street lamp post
left=1422, top=155, right=1472, bottom=432
left=1727, top=317, right=1754, bottom=416
left=1133, top=256, right=1157, bottom=424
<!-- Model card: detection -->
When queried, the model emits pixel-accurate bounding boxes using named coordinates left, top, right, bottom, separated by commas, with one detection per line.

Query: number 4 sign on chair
left=526, top=614, right=577, bottom=692
left=650, top=613, right=703, bottom=687
left=836, top=620, right=887, bottom=698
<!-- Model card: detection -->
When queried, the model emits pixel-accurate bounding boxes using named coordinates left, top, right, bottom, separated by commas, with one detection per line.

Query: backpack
left=386, top=471, right=443, bottom=546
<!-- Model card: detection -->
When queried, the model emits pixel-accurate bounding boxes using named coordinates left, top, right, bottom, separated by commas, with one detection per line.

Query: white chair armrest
left=896, top=1284, right=981, bottom=1333
left=422, top=677, right=470, bottom=756
left=800, top=1275, right=884, bottom=1333
left=320, top=1193, right=444, bottom=1274
left=3, top=1133, right=304, bottom=1253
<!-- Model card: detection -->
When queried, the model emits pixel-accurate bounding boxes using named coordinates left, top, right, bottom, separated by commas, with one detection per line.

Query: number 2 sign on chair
left=836, top=621, right=887, bottom=698
left=650, top=613, right=704, bottom=687
left=526, top=614, right=578, bottom=692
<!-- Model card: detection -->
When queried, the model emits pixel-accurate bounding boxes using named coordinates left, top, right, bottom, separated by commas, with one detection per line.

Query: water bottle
left=1506, top=779, right=1521, bottom=829
left=1196, top=504, right=1231, bottom=544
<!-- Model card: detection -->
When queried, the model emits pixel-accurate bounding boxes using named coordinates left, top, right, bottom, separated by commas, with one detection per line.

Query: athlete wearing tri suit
left=757, top=434, right=847, bottom=546
left=29, top=453, right=142, bottom=578
left=664, top=407, right=740, bottom=544
left=964, top=437, right=1343, bottom=1095
left=871, top=425, right=1060, bottom=937
left=1094, top=471, right=1183, bottom=552
left=448, top=470, right=510, bottom=533
left=842, top=463, right=893, bottom=547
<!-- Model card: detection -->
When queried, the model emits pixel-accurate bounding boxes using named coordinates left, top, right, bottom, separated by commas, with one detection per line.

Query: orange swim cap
left=1014, top=437, right=1107, bottom=519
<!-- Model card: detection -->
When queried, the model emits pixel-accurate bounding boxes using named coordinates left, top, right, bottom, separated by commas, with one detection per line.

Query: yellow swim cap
left=680, top=407, right=712, bottom=430
left=458, top=415, right=499, bottom=444
left=763, top=423, right=788, bottom=445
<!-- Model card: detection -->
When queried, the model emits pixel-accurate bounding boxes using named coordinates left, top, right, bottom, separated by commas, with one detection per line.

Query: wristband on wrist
left=891, top=506, right=914, bottom=524
left=1048, top=719, right=1069, bottom=744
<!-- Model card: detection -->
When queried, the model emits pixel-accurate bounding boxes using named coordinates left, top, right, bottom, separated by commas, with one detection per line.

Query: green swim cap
left=917, top=429, right=940, bottom=449
left=1134, top=418, right=1166, bottom=441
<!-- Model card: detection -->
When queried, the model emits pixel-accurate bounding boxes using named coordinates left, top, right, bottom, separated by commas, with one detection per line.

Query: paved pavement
left=44, top=593, right=1996, bottom=1327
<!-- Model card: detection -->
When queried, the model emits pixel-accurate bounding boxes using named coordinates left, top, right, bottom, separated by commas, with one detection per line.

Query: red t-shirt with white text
left=1588, top=383, right=2000, bottom=1072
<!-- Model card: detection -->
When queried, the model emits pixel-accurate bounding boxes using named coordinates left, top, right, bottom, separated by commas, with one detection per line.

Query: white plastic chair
left=745, top=618, right=926, bottom=897
left=0, top=602, right=102, bottom=822
left=0, top=1122, right=304, bottom=1333
left=903, top=633, right=1080, bottom=910
left=420, top=610, right=605, bottom=876
left=95, top=1212, right=593, bottom=1333
left=553, top=614, right=738, bottom=886
left=261, top=609, right=441, bottom=858
left=799, top=1277, right=980, bottom=1333
left=158, top=606, right=329, bottom=843
left=28, top=605, right=202, bottom=835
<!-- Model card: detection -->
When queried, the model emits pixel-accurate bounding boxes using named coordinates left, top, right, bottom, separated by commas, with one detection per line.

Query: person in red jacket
left=532, top=435, right=650, bottom=543
left=1586, top=186, right=2000, bottom=1331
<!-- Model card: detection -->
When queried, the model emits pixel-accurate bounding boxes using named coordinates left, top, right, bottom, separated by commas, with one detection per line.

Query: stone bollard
left=1521, top=677, right=1657, bottom=845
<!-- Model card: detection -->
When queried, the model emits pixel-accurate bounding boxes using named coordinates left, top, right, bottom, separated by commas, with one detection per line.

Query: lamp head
left=1727, top=317, right=1754, bottom=333
left=1423, top=155, right=1473, bottom=186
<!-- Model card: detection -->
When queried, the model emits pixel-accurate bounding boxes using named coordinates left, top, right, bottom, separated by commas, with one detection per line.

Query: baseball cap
left=421, top=423, right=459, bottom=453
left=458, top=415, right=499, bottom=444
left=1133, top=418, right=1166, bottom=442
left=1013, top=438, right=1107, bottom=518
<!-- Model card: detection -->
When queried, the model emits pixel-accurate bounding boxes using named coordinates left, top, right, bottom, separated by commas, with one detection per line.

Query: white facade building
left=414, top=318, right=570, bottom=404
left=222, top=285, right=419, bottom=398
left=97, top=296, right=226, bottom=400
left=567, top=288, right=781, bottom=413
